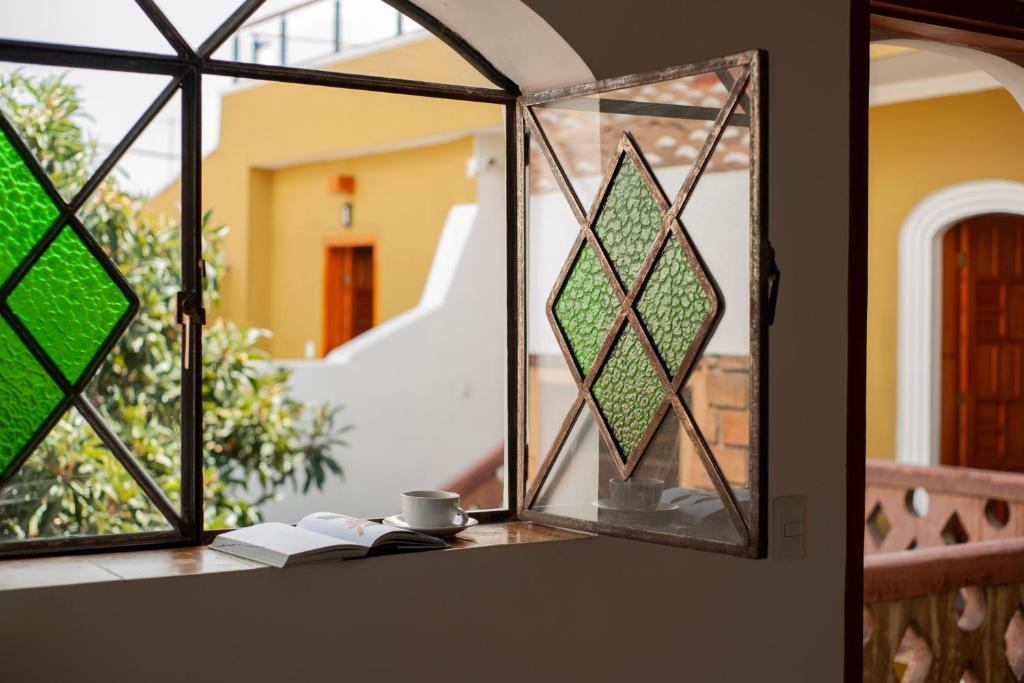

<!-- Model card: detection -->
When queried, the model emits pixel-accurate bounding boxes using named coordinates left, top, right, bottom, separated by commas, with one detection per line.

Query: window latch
left=765, top=240, right=780, bottom=326
left=176, top=291, right=206, bottom=370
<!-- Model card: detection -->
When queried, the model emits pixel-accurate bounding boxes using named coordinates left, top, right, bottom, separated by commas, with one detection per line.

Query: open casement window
left=516, top=50, right=774, bottom=557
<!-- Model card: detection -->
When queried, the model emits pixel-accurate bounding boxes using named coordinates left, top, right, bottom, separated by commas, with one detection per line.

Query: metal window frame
left=0, top=0, right=520, bottom=560
left=0, top=6, right=772, bottom=562
left=515, top=50, right=771, bottom=558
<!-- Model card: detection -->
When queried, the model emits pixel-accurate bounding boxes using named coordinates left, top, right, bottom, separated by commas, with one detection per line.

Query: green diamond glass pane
left=0, top=318, right=64, bottom=478
left=0, top=126, right=60, bottom=284
left=592, top=155, right=662, bottom=289
left=9, top=226, right=130, bottom=385
left=592, top=325, right=663, bottom=461
left=553, top=241, right=619, bottom=375
left=635, top=238, right=712, bottom=374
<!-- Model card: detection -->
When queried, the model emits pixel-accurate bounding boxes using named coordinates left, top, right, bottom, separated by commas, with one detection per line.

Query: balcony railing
left=863, top=460, right=1024, bottom=681
left=865, top=460, right=1024, bottom=555
left=230, top=0, right=423, bottom=69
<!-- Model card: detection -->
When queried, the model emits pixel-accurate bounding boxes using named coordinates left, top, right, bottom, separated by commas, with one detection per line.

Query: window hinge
left=176, top=291, right=206, bottom=370
left=956, top=391, right=966, bottom=407
left=957, top=252, right=967, bottom=268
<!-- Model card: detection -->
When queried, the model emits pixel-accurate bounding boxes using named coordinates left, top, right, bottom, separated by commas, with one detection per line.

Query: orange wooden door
left=323, top=243, right=375, bottom=355
left=942, top=214, right=1024, bottom=471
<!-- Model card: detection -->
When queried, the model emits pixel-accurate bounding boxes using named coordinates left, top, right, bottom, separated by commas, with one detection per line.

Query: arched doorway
left=940, top=213, right=1024, bottom=471
left=896, top=181, right=1024, bottom=466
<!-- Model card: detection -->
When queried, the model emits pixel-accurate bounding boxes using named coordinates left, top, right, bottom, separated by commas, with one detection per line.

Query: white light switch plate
left=772, top=495, right=807, bottom=560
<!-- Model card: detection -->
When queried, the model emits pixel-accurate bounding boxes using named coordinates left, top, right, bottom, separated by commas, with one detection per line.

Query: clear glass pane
left=526, top=136, right=583, bottom=488
left=188, top=77, right=505, bottom=526
left=209, top=0, right=494, bottom=87
left=153, top=0, right=244, bottom=49
left=78, top=167, right=183, bottom=513
left=0, top=65, right=176, bottom=200
left=531, top=408, right=743, bottom=545
left=0, top=408, right=171, bottom=542
left=532, top=67, right=745, bottom=211
left=679, top=84, right=752, bottom=520
left=0, top=1, right=174, bottom=54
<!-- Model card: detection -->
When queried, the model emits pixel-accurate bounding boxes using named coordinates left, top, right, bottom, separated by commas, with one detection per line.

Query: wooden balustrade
left=865, top=460, right=1024, bottom=555
left=864, top=538, right=1024, bottom=681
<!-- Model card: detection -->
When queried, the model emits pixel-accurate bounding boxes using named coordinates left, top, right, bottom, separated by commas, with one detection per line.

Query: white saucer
left=382, top=514, right=479, bottom=539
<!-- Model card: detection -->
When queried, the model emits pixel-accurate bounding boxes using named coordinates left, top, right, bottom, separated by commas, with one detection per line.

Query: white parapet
left=265, top=134, right=507, bottom=520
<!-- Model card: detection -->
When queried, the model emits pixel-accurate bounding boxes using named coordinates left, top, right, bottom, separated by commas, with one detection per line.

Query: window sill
left=0, top=522, right=590, bottom=592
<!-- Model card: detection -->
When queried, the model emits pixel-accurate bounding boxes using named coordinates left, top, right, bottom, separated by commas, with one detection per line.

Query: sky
left=0, top=0, right=420, bottom=197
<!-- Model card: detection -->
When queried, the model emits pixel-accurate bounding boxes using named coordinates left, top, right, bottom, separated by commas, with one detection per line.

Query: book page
left=297, top=512, right=397, bottom=548
left=213, top=522, right=357, bottom=556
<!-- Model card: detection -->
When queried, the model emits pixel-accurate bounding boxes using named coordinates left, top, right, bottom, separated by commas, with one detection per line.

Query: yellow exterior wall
left=867, top=88, right=1024, bottom=459
left=147, top=36, right=502, bottom=357
left=268, top=137, right=476, bottom=357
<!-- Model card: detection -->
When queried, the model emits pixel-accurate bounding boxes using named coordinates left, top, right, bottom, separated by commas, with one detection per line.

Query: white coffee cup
left=402, top=490, right=470, bottom=528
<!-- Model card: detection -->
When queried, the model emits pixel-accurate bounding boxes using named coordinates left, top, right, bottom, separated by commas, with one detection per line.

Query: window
left=0, top=0, right=516, bottom=557
left=0, top=3, right=772, bottom=559
left=516, top=52, right=773, bottom=556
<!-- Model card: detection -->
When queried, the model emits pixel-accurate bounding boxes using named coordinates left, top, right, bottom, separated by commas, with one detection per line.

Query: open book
left=209, top=512, right=447, bottom=568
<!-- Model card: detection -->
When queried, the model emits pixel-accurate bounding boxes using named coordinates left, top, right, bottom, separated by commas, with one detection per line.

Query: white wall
left=262, top=132, right=507, bottom=520
left=0, top=1, right=857, bottom=680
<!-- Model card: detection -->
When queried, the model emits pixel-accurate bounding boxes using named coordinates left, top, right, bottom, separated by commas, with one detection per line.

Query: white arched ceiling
left=411, top=0, right=594, bottom=92
left=877, top=38, right=1024, bottom=111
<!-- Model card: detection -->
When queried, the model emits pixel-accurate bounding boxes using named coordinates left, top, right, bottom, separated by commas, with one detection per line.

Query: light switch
left=773, top=495, right=807, bottom=560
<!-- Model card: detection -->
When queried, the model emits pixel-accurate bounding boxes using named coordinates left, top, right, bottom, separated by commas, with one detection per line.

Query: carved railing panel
left=864, top=538, right=1024, bottom=682
left=865, top=461, right=1024, bottom=555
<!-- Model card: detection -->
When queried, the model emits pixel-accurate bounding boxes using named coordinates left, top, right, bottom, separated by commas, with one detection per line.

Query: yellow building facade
left=867, top=88, right=1024, bottom=459
left=149, top=35, right=501, bottom=357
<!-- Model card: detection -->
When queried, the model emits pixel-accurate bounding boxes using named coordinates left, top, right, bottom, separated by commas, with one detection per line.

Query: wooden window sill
left=0, top=522, right=589, bottom=592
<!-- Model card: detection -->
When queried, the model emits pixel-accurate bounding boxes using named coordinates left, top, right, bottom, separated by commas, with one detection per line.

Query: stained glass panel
left=0, top=124, right=59, bottom=283
left=0, top=318, right=64, bottom=478
left=591, top=325, right=664, bottom=460
left=635, top=237, right=712, bottom=375
left=0, top=108, right=138, bottom=489
left=552, top=242, right=618, bottom=375
left=9, top=225, right=131, bottom=385
left=592, top=155, right=662, bottom=290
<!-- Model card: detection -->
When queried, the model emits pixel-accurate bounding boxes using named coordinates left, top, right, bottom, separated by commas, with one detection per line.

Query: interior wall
left=867, top=88, right=1024, bottom=459
left=0, top=0, right=855, bottom=680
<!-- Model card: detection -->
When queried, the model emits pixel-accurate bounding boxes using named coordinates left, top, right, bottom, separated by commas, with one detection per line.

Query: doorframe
left=322, top=235, right=379, bottom=356
left=896, top=181, right=1024, bottom=467
left=849, top=5, right=1024, bottom=681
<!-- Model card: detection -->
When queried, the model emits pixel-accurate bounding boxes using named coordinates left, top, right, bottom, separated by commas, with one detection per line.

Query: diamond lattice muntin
left=548, top=135, right=719, bottom=476
left=0, top=114, right=138, bottom=484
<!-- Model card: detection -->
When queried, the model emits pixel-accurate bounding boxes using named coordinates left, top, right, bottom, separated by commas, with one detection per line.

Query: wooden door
left=941, top=214, right=1024, bottom=471
left=323, top=242, right=375, bottom=355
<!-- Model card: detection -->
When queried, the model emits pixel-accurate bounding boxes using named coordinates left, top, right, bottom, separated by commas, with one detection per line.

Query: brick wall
left=680, top=354, right=751, bottom=490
